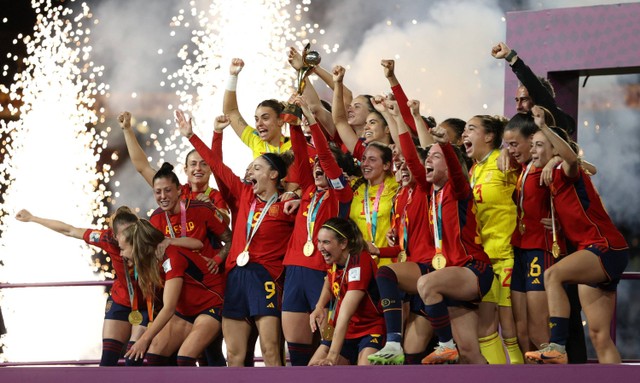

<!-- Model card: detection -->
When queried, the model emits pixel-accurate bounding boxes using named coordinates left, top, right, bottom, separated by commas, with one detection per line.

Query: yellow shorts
left=481, top=257, right=513, bottom=307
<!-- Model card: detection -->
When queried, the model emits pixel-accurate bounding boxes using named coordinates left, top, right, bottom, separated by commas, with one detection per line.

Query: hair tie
left=322, top=224, right=347, bottom=239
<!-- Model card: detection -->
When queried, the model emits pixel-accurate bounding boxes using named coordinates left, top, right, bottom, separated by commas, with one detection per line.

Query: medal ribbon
left=517, top=162, right=533, bottom=226
left=550, top=194, right=558, bottom=244
left=363, top=182, right=385, bottom=243
left=244, top=193, right=278, bottom=252
left=431, top=188, right=444, bottom=253
left=327, top=253, right=351, bottom=326
left=306, top=190, right=328, bottom=243
left=399, top=187, right=413, bottom=253
left=165, top=201, right=187, bottom=238
left=123, top=261, right=138, bottom=312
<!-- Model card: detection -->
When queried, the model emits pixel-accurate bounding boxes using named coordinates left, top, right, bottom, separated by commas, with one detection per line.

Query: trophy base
left=280, top=103, right=302, bottom=125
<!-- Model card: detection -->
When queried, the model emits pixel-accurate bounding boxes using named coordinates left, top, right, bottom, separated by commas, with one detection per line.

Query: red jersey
left=385, top=132, right=434, bottom=263
left=391, top=84, right=418, bottom=134
left=550, top=166, right=627, bottom=250
left=179, top=184, right=229, bottom=219
left=84, top=229, right=142, bottom=307
left=512, top=163, right=565, bottom=253
left=352, top=138, right=366, bottom=162
left=201, top=146, right=295, bottom=280
left=329, top=251, right=385, bottom=339
left=161, top=245, right=224, bottom=316
left=149, top=199, right=229, bottom=260
left=284, top=123, right=353, bottom=271
left=430, top=143, right=490, bottom=267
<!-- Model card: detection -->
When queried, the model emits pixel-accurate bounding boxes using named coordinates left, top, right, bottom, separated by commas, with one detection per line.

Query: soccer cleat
left=421, top=345, right=459, bottom=364
left=524, top=343, right=568, bottom=364
left=368, top=345, right=405, bottom=365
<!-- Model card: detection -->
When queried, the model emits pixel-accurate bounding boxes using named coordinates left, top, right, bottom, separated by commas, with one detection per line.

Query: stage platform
left=1, top=364, right=639, bottom=383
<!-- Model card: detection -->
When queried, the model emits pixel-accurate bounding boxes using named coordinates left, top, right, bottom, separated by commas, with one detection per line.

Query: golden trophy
left=281, top=43, right=321, bottom=124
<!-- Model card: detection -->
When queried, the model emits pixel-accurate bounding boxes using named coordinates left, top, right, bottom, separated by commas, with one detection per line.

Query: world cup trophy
left=281, top=43, right=321, bottom=124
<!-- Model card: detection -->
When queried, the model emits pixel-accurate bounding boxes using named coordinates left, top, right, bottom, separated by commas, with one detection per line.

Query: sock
left=205, top=335, right=227, bottom=366
left=549, top=316, right=569, bottom=346
left=100, top=338, right=124, bottom=366
left=287, top=342, right=315, bottom=366
left=479, top=332, right=507, bottom=364
left=439, top=339, right=455, bottom=349
left=423, top=301, right=452, bottom=343
left=177, top=355, right=197, bottom=366
left=146, top=352, right=170, bottom=366
left=124, top=341, right=144, bottom=366
left=404, top=350, right=429, bottom=365
left=376, top=266, right=404, bottom=339
left=503, top=337, right=523, bottom=364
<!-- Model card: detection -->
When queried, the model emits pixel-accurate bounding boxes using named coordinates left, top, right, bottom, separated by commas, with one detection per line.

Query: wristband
left=226, top=75, right=238, bottom=91
left=504, top=49, right=517, bottom=63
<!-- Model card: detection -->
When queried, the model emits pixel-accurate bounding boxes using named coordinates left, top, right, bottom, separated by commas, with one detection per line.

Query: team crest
left=268, top=205, right=280, bottom=216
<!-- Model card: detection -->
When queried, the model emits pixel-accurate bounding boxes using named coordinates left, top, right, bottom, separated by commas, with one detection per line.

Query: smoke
left=577, top=74, right=640, bottom=226
left=311, top=0, right=507, bottom=122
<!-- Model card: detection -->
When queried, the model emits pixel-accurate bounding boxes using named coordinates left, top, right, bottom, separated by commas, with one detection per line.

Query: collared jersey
left=469, top=149, right=518, bottom=260
left=550, top=166, right=627, bottom=251
left=349, top=175, right=399, bottom=266
left=83, top=228, right=143, bottom=307
left=284, top=123, right=353, bottom=271
left=162, top=245, right=224, bottom=316
left=328, top=251, right=385, bottom=339
left=241, top=125, right=292, bottom=159
left=149, top=199, right=229, bottom=260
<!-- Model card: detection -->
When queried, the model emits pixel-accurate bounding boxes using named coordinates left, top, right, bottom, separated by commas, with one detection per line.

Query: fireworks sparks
left=0, top=0, right=109, bottom=362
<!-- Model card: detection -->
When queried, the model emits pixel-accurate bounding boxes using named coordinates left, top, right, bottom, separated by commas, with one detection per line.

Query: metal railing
left=1, top=273, right=638, bottom=366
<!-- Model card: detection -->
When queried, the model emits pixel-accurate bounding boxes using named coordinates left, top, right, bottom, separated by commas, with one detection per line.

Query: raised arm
left=408, top=99, right=434, bottom=148
left=382, top=59, right=417, bottom=134
left=15, top=209, right=86, bottom=239
left=371, top=95, right=399, bottom=146
left=492, top=42, right=575, bottom=133
left=118, top=111, right=156, bottom=187
left=223, top=58, right=252, bottom=138
left=175, top=110, right=244, bottom=199
left=532, top=105, right=579, bottom=178
left=288, top=47, right=337, bottom=137
left=331, top=65, right=359, bottom=153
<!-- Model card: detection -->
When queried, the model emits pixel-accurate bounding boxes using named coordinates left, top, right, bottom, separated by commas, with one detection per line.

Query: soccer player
left=119, top=219, right=220, bottom=366
left=524, top=106, right=629, bottom=364
left=416, top=128, right=494, bottom=365
left=15, top=207, right=143, bottom=366
left=281, top=96, right=354, bottom=365
left=462, top=115, right=523, bottom=364
left=223, top=58, right=291, bottom=158
left=308, top=218, right=385, bottom=366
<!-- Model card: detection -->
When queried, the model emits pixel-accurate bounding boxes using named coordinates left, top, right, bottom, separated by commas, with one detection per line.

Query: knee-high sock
left=100, top=338, right=124, bottom=366
left=503, top=336, right=523, bottom=364
left=376, top=266, right=403, bottom=343
left=205, top=335, right=227, bottom=366
left=423, top=301, right=452, bottom=343
left=177, top=355, right=197, bottom=366
left=287, top=342, right=315, bottom=366
left=146, top=352, right=170, bottom=366
left=124, top=341, right=144, bottom=366
left=549, top=316, right=569, bottom=346
left=479, top=332, right=506, bottom=364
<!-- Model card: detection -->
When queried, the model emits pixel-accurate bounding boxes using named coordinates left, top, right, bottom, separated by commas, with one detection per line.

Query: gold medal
left=128, top=310, right=143, bottom=326
left=551, top=242, right=561, bottom=258
left=322, top=323, right=334, bottom=341
left=397, top=250, right=407, bottom=263
left=237, top=251, right=250, bottom=267
left=518, top=221, right=526, bottom=235
left=432, top=253, right=447, bottom=270
left=303, top=241, right=315, bottom=257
